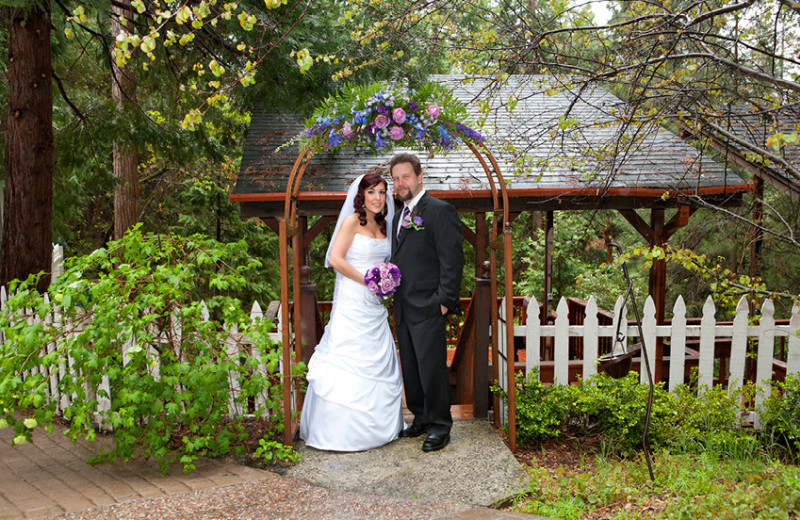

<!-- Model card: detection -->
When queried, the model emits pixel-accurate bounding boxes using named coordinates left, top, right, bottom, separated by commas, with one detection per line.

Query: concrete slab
left=285, top=420, right=529, bottom=507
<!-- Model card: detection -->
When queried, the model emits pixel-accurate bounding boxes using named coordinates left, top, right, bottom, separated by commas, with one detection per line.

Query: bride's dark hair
left=353, top=168, right=389, bottom=235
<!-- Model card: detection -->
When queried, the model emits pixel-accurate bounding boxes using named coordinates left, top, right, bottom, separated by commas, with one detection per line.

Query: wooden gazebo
left=231, top=75, right=754, bottom=449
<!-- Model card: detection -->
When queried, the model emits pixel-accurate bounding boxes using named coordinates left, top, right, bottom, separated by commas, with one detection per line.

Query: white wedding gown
left=299, top=233, right=405, bottom=451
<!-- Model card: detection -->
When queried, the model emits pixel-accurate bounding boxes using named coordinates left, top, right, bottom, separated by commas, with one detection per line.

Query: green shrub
left=505, top=371, right=764, bottom=458
left=667, top=381, right=761, bottom=459
left=501, top=369, right=571, bottom=444
left=0, top=227, right=304, bottom=473
left=761, top=373, right=800, bottom=458
left=569, top=372, right=675, bottom=454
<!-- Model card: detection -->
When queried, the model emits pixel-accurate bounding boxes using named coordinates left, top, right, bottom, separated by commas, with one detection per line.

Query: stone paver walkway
left=0, top=419, right=548, bottom=520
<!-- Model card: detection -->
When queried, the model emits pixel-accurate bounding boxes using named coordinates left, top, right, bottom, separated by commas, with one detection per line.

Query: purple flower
left=374, top=134, right=386, bottom=148
left=409, top=101, right=419, bottom=112
left=342, top=122, right=356, bottom=139
left=389, top=125, right=404, bottom=140
left=401, top=212, right=424, bottom=231
left=328, top=131, right=341, bottom=148
left=376, top=105, right=389, bottom=115
left=392, top=107, right=406, bottom=124
left=374, top=115, right=389, bottom=129
left=379, top=278, right=395, bottom=294
left=427, top=104, right=440, bottom=119
left=364, top=261, right=402, bottom=297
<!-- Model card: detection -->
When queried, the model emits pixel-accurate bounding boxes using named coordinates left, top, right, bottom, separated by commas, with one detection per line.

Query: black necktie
left=397, top=206, right=410, bottom=243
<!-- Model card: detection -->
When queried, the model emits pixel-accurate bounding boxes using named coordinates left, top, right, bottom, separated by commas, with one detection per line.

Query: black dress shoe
left=422, top=433, right=450, bottom=452
left=399, top=423, right=426, bottom=438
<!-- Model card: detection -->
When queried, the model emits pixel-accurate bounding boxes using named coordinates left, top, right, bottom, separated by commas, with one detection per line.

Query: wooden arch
left=277, top=141, right=520, bottom=449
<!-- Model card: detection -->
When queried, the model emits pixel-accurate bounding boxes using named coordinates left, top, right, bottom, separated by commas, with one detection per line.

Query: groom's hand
left=440, top=304, right=448, bottom=315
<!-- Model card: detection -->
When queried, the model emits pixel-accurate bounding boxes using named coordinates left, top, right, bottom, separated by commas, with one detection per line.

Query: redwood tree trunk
left=2, top=4, right=54, bottom=291
left=111, top=0, right=138, bottom=240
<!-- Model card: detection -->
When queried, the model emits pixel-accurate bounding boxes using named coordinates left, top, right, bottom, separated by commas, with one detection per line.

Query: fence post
left=754, top=299, right=776, bottom=428
left=525, top=295, right=540, bottom=377
left=698, top=296, right=716, bottom=392
left=583, top=296, right=598, bottom=382
left=788, top=303, right=800, bottom=375
left=728, top=296, right=750, bottom=394
left=641, top=296, right=657, bottom=385
left=553, top=297, right=569, bottom=385
left=668, top=296, right=687, bottom=391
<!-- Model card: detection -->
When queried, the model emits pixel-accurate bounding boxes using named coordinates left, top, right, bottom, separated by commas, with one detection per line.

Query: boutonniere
left=401, top=209, right=424, bottom=231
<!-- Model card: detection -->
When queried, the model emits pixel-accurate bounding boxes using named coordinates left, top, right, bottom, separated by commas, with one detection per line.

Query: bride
left=299, top=169, right=405, bottom=451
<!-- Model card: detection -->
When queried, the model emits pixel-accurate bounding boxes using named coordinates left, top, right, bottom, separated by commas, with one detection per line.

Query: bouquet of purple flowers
left=364, top=262, right=402, bottom=297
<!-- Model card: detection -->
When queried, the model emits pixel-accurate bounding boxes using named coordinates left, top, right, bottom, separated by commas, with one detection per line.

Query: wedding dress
left=299, top=233, right=405, bottom=451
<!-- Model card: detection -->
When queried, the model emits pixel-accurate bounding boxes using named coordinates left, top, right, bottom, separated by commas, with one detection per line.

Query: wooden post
left=473, top=265, right=491, bottom=419
left=543, top=210, right=554, bottom=324
left=298, top=265, right=318, bottom=366
left=749, top=177, right=764, bottom=313
left=649, top=209, right=666, bottom=382
left=475, top=213, right=487, bottom=279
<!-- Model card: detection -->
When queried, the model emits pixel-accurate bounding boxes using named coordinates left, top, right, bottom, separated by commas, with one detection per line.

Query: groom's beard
left=395, top=188, right=414, bottom=202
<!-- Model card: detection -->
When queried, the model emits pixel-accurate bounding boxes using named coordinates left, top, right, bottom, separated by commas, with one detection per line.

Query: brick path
left=0, top=422, right=272, bottom=519
left=0, top=419, right=543, bottom=520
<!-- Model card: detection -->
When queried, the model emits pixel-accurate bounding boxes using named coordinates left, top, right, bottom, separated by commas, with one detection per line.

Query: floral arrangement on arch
left=300, top=81, right=485, bottom=155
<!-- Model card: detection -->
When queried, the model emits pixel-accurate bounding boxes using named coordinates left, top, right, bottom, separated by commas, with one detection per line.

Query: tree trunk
left=111, top=0, right=138, bottom=240
left=2, top=4, right=54, bottom=291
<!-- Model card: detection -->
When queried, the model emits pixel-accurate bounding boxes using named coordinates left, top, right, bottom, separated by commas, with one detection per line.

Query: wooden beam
left=619, top=209, right=656, bottom=244
left=663, top=206, right=696, bottom=238
left=303, top=216, right=335, bottom=250
left=261, top=217, right=279, bottom=234
left=461, top=222, right=477, bottom=247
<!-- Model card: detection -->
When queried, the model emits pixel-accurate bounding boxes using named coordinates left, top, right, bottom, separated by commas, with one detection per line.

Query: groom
left=390, top=153, right=464, bottom=452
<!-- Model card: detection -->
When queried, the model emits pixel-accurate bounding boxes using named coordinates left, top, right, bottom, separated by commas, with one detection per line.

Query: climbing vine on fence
left=0, top=227, right=304, bottom=473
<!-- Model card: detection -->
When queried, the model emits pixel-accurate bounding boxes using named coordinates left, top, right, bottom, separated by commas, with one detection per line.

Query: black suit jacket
left=391, top=192, right=464, bottom=325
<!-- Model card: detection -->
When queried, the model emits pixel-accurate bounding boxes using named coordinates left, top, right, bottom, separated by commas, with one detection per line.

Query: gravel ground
left=39, top=477, right=485, bottom=520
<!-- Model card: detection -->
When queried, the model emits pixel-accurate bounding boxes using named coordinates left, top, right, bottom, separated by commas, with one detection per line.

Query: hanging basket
left=598, top=344, right=641, bottom=379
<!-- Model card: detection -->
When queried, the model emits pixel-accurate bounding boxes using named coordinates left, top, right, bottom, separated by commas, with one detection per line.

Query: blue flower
left=328, top=131, right=341, bottom=148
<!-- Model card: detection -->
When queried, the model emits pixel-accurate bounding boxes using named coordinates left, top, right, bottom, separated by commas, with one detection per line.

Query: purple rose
left=412, top=216, right=423, bottom=227
left=368, top=281, right=379, bottom=293
left=389, top=125, right=404, bottom=140
left=374, top=115, right=389, bottom=129
left=392, top=107, right=406, bottom=124
left=380, top=278, right=395, bottom=294
left=427, top=104, right=440, bottom=119
left=342, top=122, right=356, bottom=139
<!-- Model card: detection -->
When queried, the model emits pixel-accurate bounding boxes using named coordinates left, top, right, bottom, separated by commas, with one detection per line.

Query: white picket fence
left=497, top=294, right=800, bottom=427
left=0, top=244, right=286, bottom=429
left=1, top=288, right=285, bottom=429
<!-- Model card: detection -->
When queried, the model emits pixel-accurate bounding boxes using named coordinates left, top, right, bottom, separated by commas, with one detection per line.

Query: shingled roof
left=673, top=103, right=800, bottom=200
left=232, top=74, right=752, bottom=217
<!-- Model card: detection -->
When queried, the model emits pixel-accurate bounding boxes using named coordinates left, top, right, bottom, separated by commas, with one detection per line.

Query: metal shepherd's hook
left=604, top=241, right=655, bottom=482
